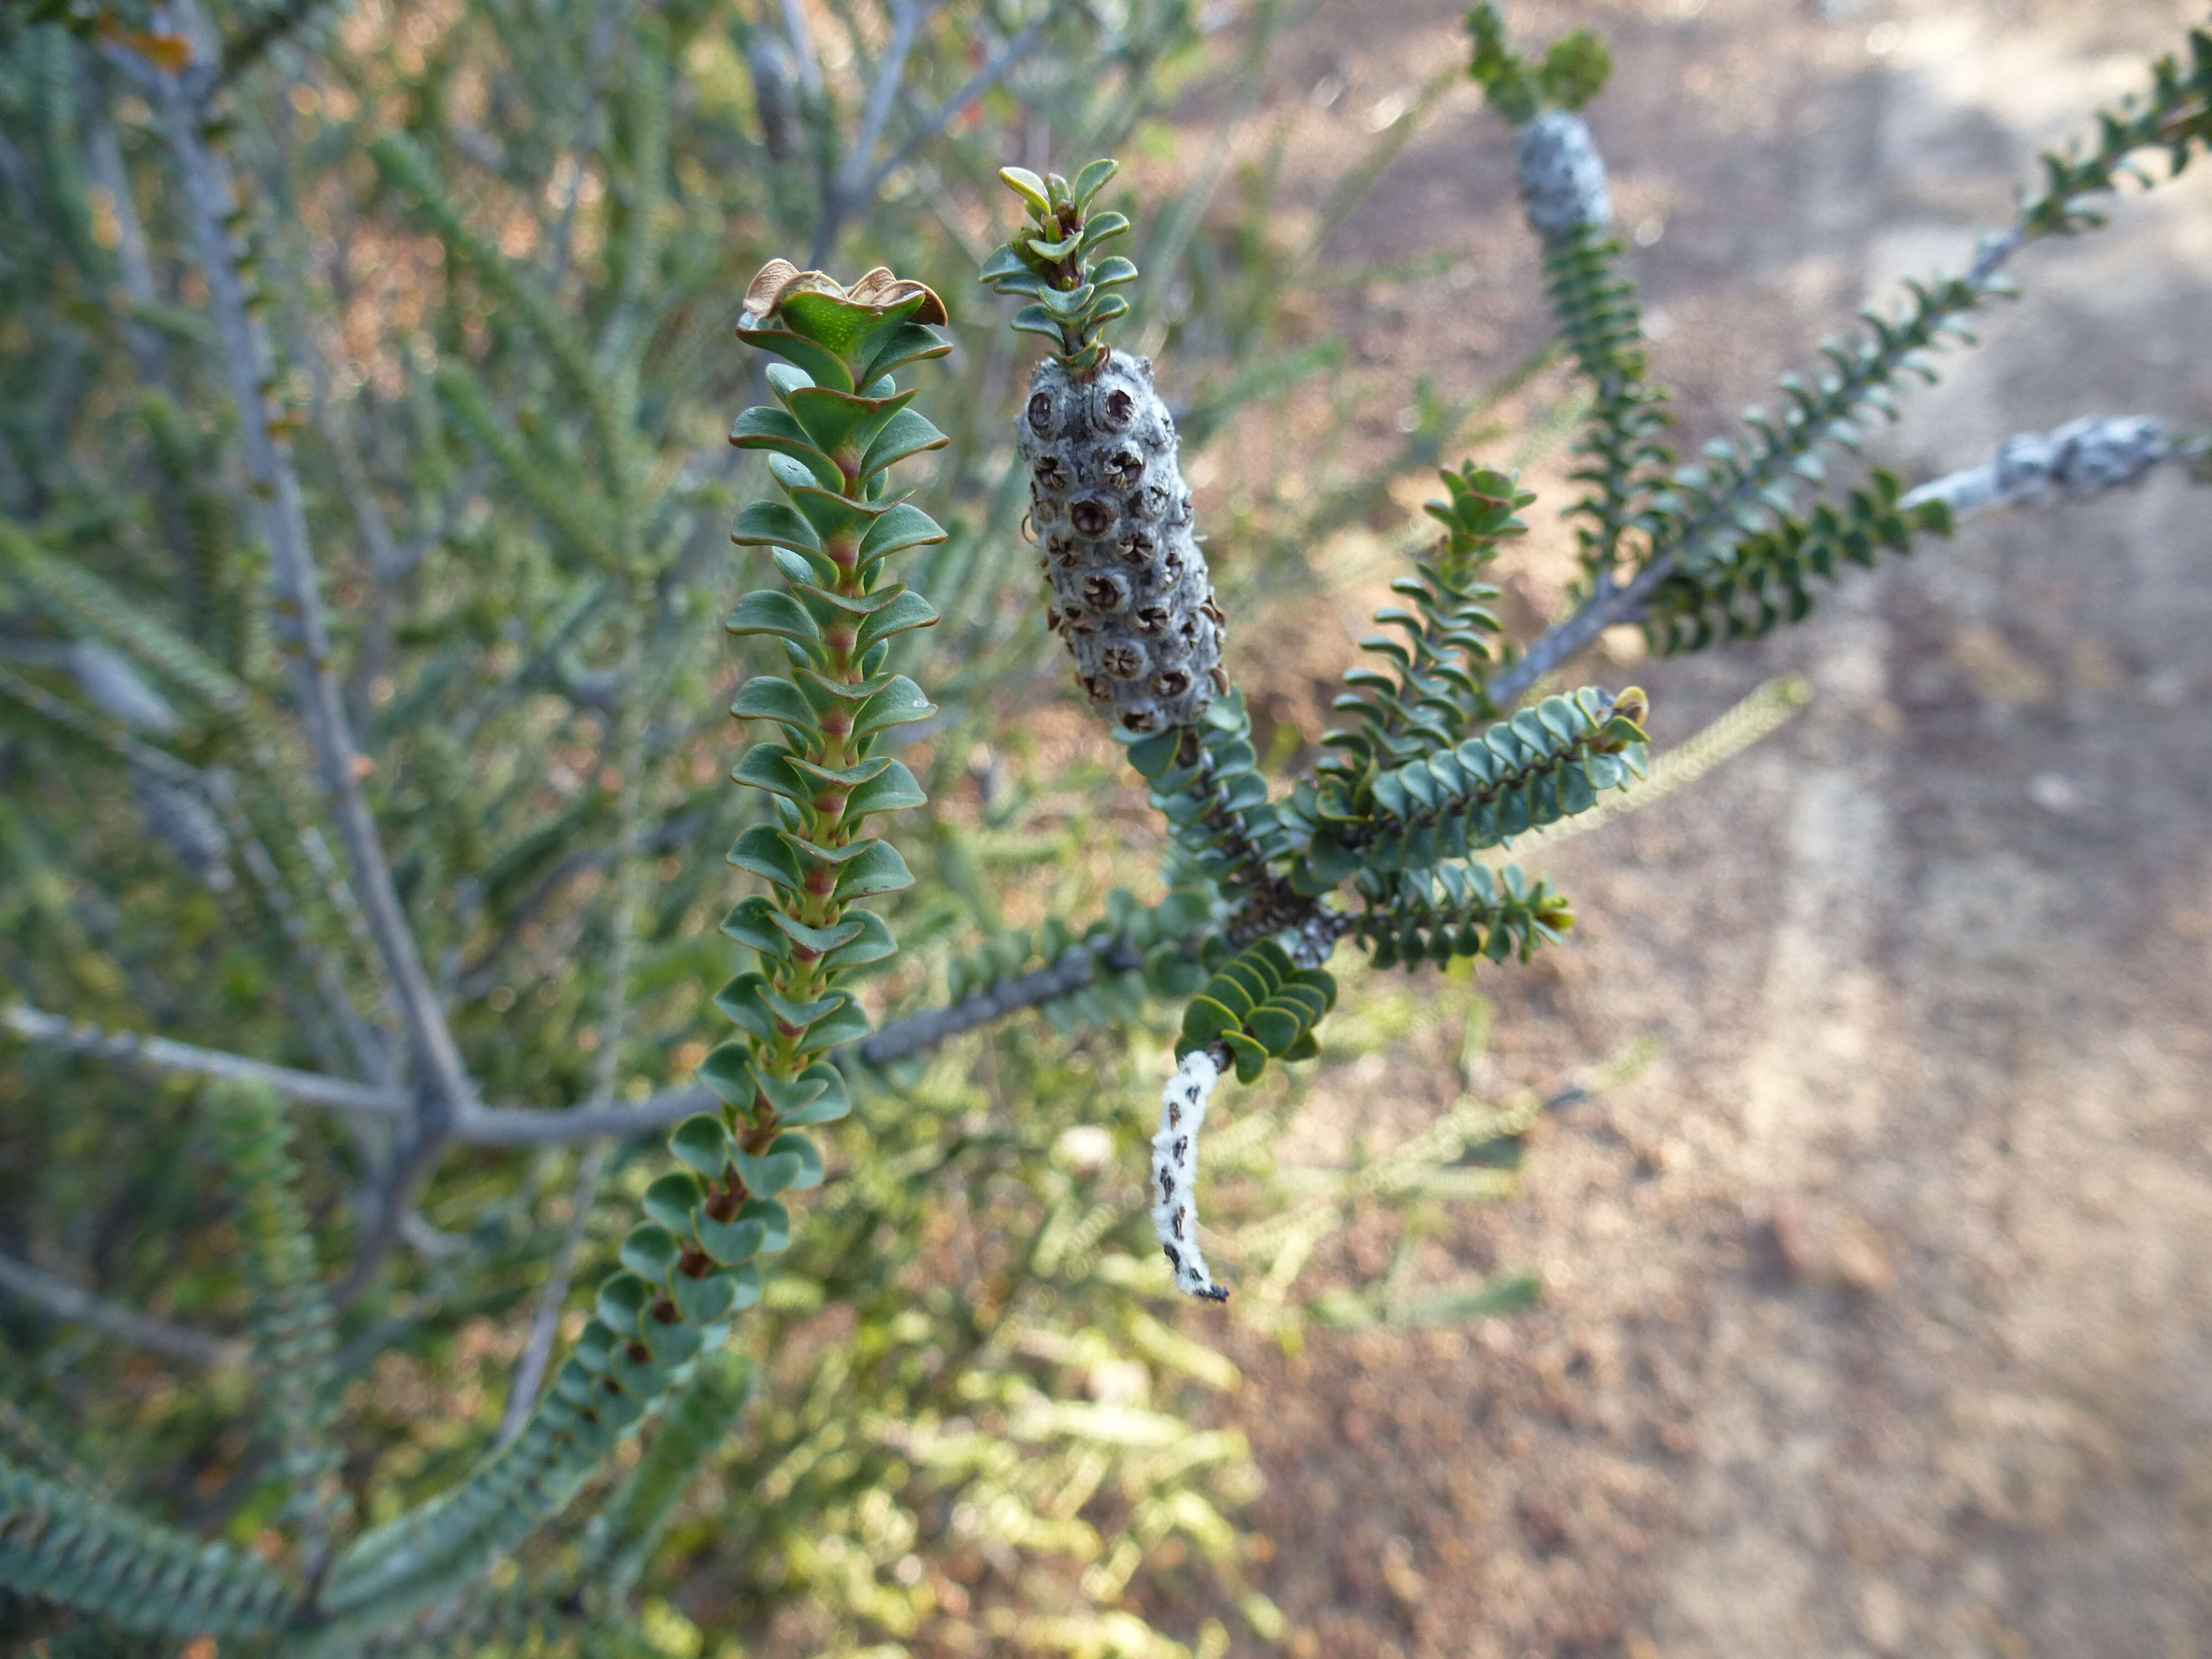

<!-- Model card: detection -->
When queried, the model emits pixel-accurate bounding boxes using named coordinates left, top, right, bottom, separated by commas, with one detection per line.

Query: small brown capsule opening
left=1079, top=575, right=1124, bottom=612
left=1152, top=669, right=1192, bottom=696
left=1046, top=534, right=1079, bottom=568
left=1134, top=605, right=1170, bottom=634
left=1070, top=498, right=1114, bottom=536
left=1117, top=530, right=1154, bottom=565
left=1103, top=387, right=1136, bottom=428
left=1107, top=448, right=1145, bottom=487
left=1032, top=455, right=1070, bottom=491
left=1121, top=707, right=1159, bottom=733
left=1026, top=391, right=1054, bottom=434
left=1101, top=644, right=1145, bottom=679
left=1081, top=675, right=1114, bottom=704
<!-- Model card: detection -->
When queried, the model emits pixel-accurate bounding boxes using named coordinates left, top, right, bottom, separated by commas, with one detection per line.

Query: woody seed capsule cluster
left=1515, top=111, right=1612, bottom=244
left=983, top=159, right=1225, bottom=734
left=1021, top=349, right=1223, bottom=734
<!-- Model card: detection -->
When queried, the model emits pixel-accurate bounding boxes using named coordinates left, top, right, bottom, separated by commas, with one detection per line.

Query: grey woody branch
left=146, top=18, right=476, bottom=1121
left=858, top=935, right=1145, bottom=1067
left=0, top=1249, right=248, bottom=1370
left=4, top=1005, right=409, bottom=1118
left=1900, top=415, right=2176, bottom=516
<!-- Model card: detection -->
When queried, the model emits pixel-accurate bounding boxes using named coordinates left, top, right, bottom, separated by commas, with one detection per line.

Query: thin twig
left=858, top=13, right=1051, bottom=200
left=860, top=936, right=1145, bottom=1067
left=807, top=0, right=933, bottom=268
left=145, top=13, right=476, bottom=1123
left=779, top=0, right=825, bottom=96
left=4, top=1004, right=409, bottom=1118
left=456, top=1089, right=715, bottom=1145
left=0, top=1249, right=248, bottom=1369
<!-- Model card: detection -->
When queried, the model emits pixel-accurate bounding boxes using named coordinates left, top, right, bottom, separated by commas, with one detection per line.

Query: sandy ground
left=1169, top=2, right=2212, bottom=1655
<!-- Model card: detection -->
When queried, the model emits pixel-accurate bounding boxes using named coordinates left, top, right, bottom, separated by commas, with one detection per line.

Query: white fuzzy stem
left=1900, top=414, right=2169, bottom=518
left=1153, top=1049, right=1229, bottom=1302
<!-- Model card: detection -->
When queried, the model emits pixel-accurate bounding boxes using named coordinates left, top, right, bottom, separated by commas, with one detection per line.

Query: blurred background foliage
left=0, top=0, right=1593, bottom=1651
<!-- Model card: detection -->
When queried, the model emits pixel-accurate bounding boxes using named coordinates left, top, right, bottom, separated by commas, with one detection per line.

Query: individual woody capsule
left=1019, top=349, right=1220, bottom=733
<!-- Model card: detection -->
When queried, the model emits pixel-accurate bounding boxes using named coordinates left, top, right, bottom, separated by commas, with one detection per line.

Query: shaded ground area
left=1177, top=2, right=2212, bottom=1654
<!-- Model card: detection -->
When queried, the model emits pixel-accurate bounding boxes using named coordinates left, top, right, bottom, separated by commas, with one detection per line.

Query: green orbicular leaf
left=1180, top=994, right=1242, bottom=1050
left=1220, top=1029, right=1267, bottom=1084
left=1010, top=304, right=1064, bottom=341
left=670, top=1114, right=733, bottom=1179
left=731, top=675, right=818, bottom=735
left=1071, top=157, right=1118, bottom=206
left=784, top=484, right=884, bottom=554
left=787, top=384, right=911, bottom=464
left=729, top=406, right=842, bottom=488
left=671, top=1271, right=738, bottom=1325
left=852, top=675, right=935, bottom=738
left=821, top=908, right=897, bottom=971
left=1125, top=729, right=1182, bottom=778
left=698, top=1211, right=767, bottom=1265
left=619, top=1224, right=682, bottom=1284
left=857, top=322, right=952, bottom=388
left=842, top=760, right=926, bottom=820
left=730, top=744, right=811, bottom=806
left=765, top=909, right=866, bottom=956
left=1078, top=209, right=1129, bottom=246
left=854, top=589, right=939, bottom=653
left=1245, top=1005, right=1303, bottom=1056
left=737, top=320, right=852, bottom=392
left=857, top=502, right=946, bottom=567
left=726, top=824, right=804, bottom=889
left=700, top=1040, right=765, bottom=1107
left=773, top=291, right=882, bottom=368
left=727, top=589, right=823, bottom=647
left=857, top=408, right=948, bottom=481
left=777, top=1065, right=851, bottom=1127
left=979, top=244, right=1033, bottom=284
left=642, top=1172, right=703, bottom=1235
left=998, top=166, right=1051, bottom=212
left=831, top=838, right=914, bottom=900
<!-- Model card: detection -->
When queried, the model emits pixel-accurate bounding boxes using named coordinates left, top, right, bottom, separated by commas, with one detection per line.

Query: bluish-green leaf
left=858, top=408, right=948, bottom=481
left=669, top=1115, right=732, bottom=1179
left=843, top=759, right=926, bottom=820
left=726, top=588, right=822, bottom=646
left=854, top=588, right=938, bottom=653
left=832, top=838, right=914, bottom=900
left=858, top=502, right=946, bottom=566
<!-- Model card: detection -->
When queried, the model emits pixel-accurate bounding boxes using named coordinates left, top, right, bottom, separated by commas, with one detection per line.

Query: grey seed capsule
left=1017, top=349, right=1221, bottom=733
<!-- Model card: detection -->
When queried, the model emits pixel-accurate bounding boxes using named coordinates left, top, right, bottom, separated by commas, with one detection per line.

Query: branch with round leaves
left=1296, top=687, right=1650, bottom=889
left=1349, top=860, right=1574, bottom=975
left=980, top=159, right=1137, bottom=373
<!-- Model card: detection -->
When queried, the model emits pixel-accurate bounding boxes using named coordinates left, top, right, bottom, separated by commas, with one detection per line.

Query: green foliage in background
left=1, top=0, right=2206, bottom=1653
